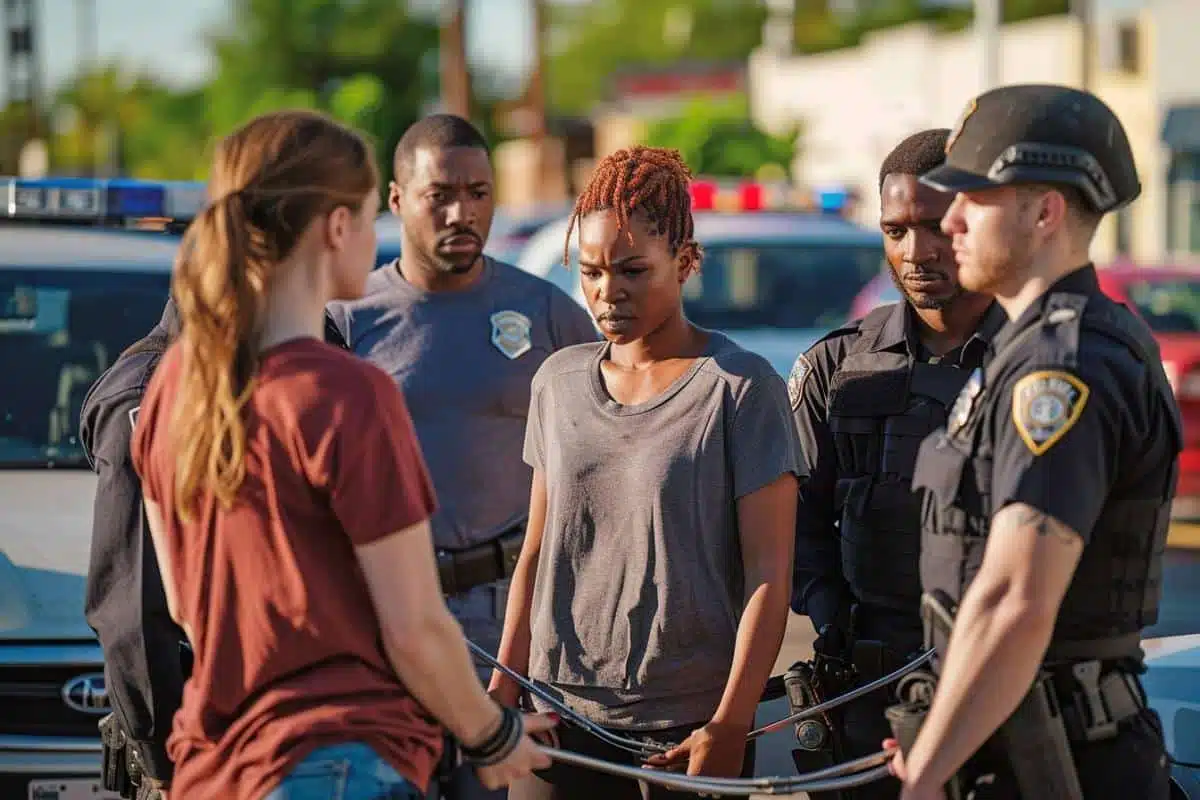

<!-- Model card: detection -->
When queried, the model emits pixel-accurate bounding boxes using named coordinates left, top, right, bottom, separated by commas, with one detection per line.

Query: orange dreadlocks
left=564, top=145, right=699, bottom=267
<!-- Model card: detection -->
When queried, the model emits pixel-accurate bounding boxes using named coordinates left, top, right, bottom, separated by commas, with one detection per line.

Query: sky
left=15, top=0, right=1145, bottom=105
left=21, top=0, right=538, bottom=102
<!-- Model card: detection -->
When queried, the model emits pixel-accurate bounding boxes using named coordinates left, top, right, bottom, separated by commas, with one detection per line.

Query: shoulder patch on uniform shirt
left=1011, top=370, right=1090, bottom=456
left=787, top=354, right=813, bottom=411
left=490, top=310, right=533, bottom=360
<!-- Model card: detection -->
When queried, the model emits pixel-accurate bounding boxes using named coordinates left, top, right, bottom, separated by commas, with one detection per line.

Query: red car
left=1097, top=264, right=1200, bottom=517
left=846, top=263, right=1200, bottom=518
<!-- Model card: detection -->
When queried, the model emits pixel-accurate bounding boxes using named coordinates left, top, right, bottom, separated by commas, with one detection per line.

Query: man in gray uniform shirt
left=325, top=114, right=597, bottom=800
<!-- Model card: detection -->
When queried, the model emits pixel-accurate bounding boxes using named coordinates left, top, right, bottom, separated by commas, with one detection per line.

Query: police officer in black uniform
left=891, top=84, right=1179, bottom=800
left=81, top=298, right=188, bottom=800
left=787, top=128, right=1005, bottom=799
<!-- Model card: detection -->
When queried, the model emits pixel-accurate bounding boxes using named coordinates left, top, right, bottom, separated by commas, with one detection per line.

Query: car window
left=1125, top=279, right=1200, bottom=333
left=681, top=243, right=885, bottom=330
left=0, top=268, right=171, bottom=467
left=877, top=280, right=902, bottom=305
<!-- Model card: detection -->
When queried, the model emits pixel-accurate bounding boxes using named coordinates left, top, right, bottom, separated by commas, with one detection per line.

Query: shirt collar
left=865, top=297, right=1007, bottom=366
left=992, top=263, right=1100, bottom=352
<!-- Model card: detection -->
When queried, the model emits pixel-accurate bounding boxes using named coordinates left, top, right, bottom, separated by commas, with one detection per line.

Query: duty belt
left=436, top=526, right=524, bottom=597
left=1051, top=661, right=1147, bottom=743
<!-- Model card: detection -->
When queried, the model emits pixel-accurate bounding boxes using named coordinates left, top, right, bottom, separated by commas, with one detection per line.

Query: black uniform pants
left=507, top=722, right=756, bottom=800
left=962, top=707, right=1171, bottom=800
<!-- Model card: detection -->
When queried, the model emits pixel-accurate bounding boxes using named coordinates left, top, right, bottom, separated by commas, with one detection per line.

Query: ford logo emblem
left=61, top=673, right=110, bottom=715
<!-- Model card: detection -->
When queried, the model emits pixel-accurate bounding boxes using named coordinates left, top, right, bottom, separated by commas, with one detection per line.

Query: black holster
left=99, top=712, right=136, bottom=799
left=99, top=713, right=163, bottom=800
left=995, top=671, right=1084, bottom=800
left=886, top=591, right=1085, bottom=800
left=783, top=643, right=857, bottom=800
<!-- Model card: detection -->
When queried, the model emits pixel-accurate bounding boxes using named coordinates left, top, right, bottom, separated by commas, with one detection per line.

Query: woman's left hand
left=644, top=721, right=748, bottom=777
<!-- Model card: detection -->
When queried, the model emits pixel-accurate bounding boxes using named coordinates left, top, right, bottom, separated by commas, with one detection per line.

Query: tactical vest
left=828, top=306, right=985, bottom=617
left=914, top=292, right=1182, bottom=663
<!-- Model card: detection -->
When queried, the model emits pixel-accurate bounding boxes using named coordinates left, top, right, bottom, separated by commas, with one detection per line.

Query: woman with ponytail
left=130, top=109, right=554, bottom=800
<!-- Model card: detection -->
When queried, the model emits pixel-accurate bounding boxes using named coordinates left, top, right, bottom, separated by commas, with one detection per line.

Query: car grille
left=0, top=663, right=107, bottom=737
left=0, top=774, right=101, bottom=796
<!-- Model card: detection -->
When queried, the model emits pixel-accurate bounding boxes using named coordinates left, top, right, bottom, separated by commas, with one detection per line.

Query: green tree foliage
left=543, top=0, right=1073, bottom=114
left=792, top=0, right=1070, bottom=54
left=643, top=97, right=798, bottom=178
left=196, top=0, right=442, bottom=178
left=545, top=0, right=768, bottom=115
left=6, top=0, right=444, bottom=180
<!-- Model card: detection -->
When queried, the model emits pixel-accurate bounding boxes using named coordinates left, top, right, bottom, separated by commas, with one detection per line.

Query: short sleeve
left=523, top=382, right=547, bottom=472
left=129, top=351, right=173, bottom=505
left=990, top=363, right=1120, bottom=541
left=328, top=367, right=438, bottom=546
left=548, top=289, right=599, bottom=349
left=730, top=373, right=804, bottom=499
left=790, top=350, right=829, bottom=480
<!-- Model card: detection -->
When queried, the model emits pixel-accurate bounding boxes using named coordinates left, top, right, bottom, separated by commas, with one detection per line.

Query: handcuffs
left=465, top=638, right=935, bottom=796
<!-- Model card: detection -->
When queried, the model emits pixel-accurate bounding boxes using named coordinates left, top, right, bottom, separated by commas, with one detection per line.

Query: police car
left=1143, top=634, right=1200, bottom=799
left=514, top=184, right=887, bottom=377
left=0, top=176, right=199, bottom=799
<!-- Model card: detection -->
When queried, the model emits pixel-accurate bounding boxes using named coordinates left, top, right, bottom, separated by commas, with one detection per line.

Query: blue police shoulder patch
left=787, top=355, right=813, bottom=411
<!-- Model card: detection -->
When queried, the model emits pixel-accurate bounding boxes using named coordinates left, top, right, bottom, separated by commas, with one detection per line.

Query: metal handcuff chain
left=468, top=639, right=669, bottom=758
left=539, top=745, right=895, bottom=796
left=471, top=639, right=933, bottom=750
left=468, top=641, right=937, bottom=794
left=747, top=647, right=936, bottom=739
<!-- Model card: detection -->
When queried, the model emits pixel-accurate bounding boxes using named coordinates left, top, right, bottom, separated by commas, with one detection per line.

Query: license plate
left=28, top=779, right=123, bottom=800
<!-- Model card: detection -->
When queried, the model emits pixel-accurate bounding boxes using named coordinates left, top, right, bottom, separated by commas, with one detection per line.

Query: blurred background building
left=2, top=0, right=1199, bottom=262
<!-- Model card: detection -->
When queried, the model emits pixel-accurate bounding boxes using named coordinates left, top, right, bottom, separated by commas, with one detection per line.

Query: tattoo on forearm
left=1013, top=508, right=1078, bottom=544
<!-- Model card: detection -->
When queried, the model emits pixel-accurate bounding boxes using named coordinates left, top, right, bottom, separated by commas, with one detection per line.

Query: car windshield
left=680, top=243, right=885, bottom=330
left=0, top=267, right=171, bottom=467
left=1124, top=278, right=1200, bottom=333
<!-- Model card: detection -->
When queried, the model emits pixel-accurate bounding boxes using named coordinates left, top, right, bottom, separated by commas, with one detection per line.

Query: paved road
left=748, top=546, right=1200, bottom=799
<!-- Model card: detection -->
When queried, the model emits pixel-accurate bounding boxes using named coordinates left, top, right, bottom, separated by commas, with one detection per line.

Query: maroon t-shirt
left=131, top=337, right=443, bottom=799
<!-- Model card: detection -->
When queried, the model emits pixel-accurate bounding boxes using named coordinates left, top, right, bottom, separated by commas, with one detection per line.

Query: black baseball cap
left=920, top=84, right=1141, bottom=213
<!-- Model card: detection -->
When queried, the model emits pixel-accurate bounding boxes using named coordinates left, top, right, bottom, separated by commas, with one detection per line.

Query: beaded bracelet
left=461, top=705, right=524, bottom=766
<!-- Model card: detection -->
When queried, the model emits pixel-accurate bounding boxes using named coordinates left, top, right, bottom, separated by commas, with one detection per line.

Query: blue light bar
left=1, top=176, right=207, bottom=224
left=815, top=187, right=849, bottom=214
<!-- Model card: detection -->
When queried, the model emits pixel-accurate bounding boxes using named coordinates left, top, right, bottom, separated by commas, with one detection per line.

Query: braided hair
left=564, top=145, right=700, bottom=267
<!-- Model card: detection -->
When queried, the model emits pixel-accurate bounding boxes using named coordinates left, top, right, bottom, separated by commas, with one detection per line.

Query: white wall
left=747, top=10, right=1200, bottom=264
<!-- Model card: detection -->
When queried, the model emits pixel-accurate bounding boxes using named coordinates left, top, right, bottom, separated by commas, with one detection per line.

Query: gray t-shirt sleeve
left=523, top=380, right=547, bottom=472
left=547, top=288, right=599, bottom=349
left=730, top=373, right=804, bottom=499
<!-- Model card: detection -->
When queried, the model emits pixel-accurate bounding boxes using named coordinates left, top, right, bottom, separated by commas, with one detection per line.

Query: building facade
left=748, top=0, right=1200, bottom=265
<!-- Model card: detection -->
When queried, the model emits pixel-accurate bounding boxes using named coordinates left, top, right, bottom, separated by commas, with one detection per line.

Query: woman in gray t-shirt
left=489, top=146, right=802, bottom=799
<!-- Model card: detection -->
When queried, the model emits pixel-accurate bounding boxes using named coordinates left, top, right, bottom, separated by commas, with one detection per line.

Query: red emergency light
left=690, top=180, right=717, bottom=211
left=688, top=179, right=774, bottom=212
left=738, top=182, right=764, bottom=212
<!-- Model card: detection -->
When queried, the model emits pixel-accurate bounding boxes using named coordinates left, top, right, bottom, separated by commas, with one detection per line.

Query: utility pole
left=4, top=0, right=41, bottom=136
left=529, top=0, right=551, bottom=203
left=76, top=0, right=96, bottom=68
left=1072, top=0, right=1093, bottom=91
left=439, top=0, right=471, bottom=119
left=529, top=0, right=547, bottom=141
left=975, top=0, right=1001, bottom=91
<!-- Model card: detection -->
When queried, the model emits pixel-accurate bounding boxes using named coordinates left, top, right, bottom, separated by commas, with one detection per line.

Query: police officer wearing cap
left=788, top=127, right=1005, bottom=800
left=888, top=84, right=1180, bottom=800
left=81, top=299, right=188, bottom=800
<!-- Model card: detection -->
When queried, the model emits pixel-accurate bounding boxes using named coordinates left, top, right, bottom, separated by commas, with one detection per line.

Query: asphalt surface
left=747, top=545, right=1200, bottom=799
